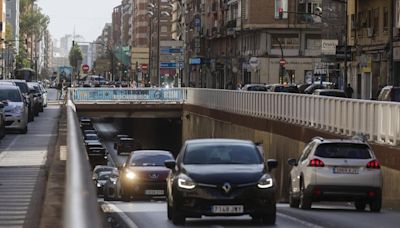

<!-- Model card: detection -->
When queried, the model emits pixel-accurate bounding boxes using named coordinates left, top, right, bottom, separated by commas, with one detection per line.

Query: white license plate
left=144, top=190, right=164, bottom=195
left=212, top=205, right=244, bottom=214
left=333, top=167, right=359, bottom=174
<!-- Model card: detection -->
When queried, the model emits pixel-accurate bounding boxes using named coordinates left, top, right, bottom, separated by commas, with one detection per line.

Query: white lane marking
left=277, top=212, right=324, bottom=228
left=102, top=202, right=138, bottom=228
left=0, top=135, right=21, bottom=161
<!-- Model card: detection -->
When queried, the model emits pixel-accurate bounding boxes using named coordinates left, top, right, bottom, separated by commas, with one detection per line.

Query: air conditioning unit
left=367, top=28, right=374, bottom=37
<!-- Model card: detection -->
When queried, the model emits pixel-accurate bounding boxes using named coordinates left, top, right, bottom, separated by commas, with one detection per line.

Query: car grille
left=5, top=121, right=14, bottom=126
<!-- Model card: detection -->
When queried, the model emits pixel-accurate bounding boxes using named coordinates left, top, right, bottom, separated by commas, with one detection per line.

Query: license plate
left=144, top=190, right=164, bottom=195
left=333, top=167, right=359, bottom=174
left=212, top=205, right=244, bottom=214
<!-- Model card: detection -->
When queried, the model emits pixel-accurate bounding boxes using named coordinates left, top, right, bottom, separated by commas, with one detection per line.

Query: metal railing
left=70, top=87, right=400, bottom=145
left=185, top=88, right=400, bottom=145
left=64, top=89, right=104, bottom=228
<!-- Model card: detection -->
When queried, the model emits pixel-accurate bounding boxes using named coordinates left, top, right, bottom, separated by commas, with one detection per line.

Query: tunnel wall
left=182, top=104, right=400, bottom=208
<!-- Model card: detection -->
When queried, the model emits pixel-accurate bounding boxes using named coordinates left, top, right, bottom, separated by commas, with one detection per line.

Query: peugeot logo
left=222, top=183, right=232, bottom=193
left=148, top=173, right=159, bottom=179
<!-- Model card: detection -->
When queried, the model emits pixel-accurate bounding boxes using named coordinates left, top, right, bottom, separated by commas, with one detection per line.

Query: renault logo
left=148, top=173, right=159, bottom=179
left=222, top=183, right=232, bottom=193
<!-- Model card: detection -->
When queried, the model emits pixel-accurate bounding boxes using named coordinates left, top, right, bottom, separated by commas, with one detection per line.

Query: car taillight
left=309, top=159, right=325, bottom=167
left=367, top=160, right=380, bottom=169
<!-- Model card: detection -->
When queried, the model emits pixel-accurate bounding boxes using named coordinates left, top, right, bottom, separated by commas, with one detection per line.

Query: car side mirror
left=287, top=158, right=298, bottom=166
left=267, top=159, right=278, bottom=171
left=164, top=160, right=176, bottom=170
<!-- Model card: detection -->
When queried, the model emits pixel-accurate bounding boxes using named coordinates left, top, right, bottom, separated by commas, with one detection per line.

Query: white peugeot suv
left=287, top=136, right=382, bottom=212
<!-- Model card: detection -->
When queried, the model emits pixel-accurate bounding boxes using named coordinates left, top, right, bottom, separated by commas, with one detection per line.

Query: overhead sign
left=160, top=62, right=184, bottom=69
left=321, top=39, right=338, bottom=55
left=160, top=48, right=183, bottom=54
left=189, top=58, right=201, bottom=65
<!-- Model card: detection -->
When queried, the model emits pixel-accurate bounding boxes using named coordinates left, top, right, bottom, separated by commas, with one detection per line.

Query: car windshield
left=130, top=153, right=173, bottom=166
left=315, top=143, right=372, bottom=159
left=14, top=82, right=29, bottom=94
left=98, top=171, right=112, bottom=180
left=0, top=89, right=22, bottom=102
left=319, top=91, right=346, bottom=97
left=247, top=86, right=267, bottom=91
left=183, top=143, right=263, bottom=165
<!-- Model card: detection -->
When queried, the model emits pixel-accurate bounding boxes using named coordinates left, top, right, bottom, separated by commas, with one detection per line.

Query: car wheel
left=369, top=197, right=382, bottom=212
left=167, top=198, right=172, bottom=220
left=171, top=202, right=185, bottom=225
left=262, top=209, right=276, bottom=225
left=355, top=201, right=366, bottom=211
left=299, top=181, right=312, bottom=210
left=121, top=186, right=130, bottom=202
left=289, top=178, right=300, bottom=208
left=40, top=106, right=44, bottom=112
left=20, top=126, right=28, bottom=134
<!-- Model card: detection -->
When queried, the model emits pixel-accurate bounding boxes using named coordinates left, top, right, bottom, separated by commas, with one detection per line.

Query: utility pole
left=157, top=0, right=161, bottom=87
left=344, top=0, right=348, bottom=87
left=390, top=0, right=395, bottom=85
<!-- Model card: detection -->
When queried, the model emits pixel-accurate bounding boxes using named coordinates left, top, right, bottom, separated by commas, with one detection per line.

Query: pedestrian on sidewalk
left=345, top=83, right=354, bottom=98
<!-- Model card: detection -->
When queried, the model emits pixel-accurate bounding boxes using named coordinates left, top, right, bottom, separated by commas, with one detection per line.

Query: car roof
left=314, top=89, right=344, bottom=93
left=0, top=85, right=20, bottom=90
left=85, top=133, right=98, bottom=136
left=131, top=150, right=173, bottom=155
left=86, top=141, right=101, bottom=145
left=185, top=138, right=254, bottom=145
left=312, top=137, right=369, bottom=146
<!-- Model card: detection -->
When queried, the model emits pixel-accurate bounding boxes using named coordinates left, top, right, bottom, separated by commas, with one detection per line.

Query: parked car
left=377, top=86, right=400, bottom=102
left=120, top=150, right=174, bottom=201
left=298, top=83, right=311, bottom=93
left=38, top=82, right=48, bottom=107
left=269, top=84, right=299, bottom=93
left=312, top=89, right=347, bottom=98
left=5, top=80, right=34, bottom=122
left=304, top=84, right=325, bottom=94
left=0, top=102, right=5, bottom=139
left=287, top=136, right=382, bottom=212
left=116, top=137, right=142, bottom=155
left=27, top=85, right=41, bottom=116
left=0, top=86, right=29, bottom=133
left=103, top=168, right=121, bottom=201
left=164, top=138, right=278, bottom=225
left=28, top=82, right=44, bottom=112
left=241, top=84, right=268, bottom=92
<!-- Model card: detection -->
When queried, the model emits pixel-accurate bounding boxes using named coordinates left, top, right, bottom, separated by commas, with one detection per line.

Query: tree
left=69, top=45, right=83, bottom=72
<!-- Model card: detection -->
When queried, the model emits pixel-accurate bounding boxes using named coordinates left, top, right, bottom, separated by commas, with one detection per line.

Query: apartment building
left=347, top=0, right=391, bottom=99
left=189, top=0, right=324, bottom=88
left=112, top=5, right=123, bottom=47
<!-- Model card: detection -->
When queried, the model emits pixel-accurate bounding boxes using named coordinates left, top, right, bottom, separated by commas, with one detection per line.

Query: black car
left=120, top=150, right=174, bottom=201
left=164, top=139, right=278, bottom=225
left=86, top=141, right=106, bottom=157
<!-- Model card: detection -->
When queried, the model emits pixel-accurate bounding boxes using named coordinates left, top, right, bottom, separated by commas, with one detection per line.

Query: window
left=314, top=143, right=372, bottom=159
left=373, top=8, right=379, bottom=34
left=367, top=10, right=372, bottom=28
left=306, top=34, right=321, bottom=50
left=299, top=142, right=316, bottom=162
left=383, top=7, right=389, bottom=31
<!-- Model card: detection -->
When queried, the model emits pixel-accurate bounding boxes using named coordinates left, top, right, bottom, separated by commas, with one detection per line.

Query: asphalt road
left=93, top=119, right=400, bottom=228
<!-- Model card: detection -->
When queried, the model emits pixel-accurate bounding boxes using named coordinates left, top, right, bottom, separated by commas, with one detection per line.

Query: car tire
left=121, top=186, right=130, bottom=202
left=355, top=201, right=366, bottom=211
left=20, top=126, right=28, bottom=134
left=369, top=197, right=382, bottom=212
left=299, top=182, right=312, bottom=210
left=167, top=199, right=172, bottom=220
left=289, top=179, right=300, bottom=208
left=171, top=203, right=185, bottom=225
left=40, top=106, right=44, bottom=112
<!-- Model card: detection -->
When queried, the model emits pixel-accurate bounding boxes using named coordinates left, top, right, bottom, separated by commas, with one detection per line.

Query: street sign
left=82, top=64, right=89, bottom=73
left=279, top=59, right=287, bottom=66
left=160, top=48, right=183, bottom=54
left=336, top=46, right=352, bottom=61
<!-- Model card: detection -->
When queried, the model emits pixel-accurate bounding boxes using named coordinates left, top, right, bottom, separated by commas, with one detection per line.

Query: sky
left=37, top=0, right=121, bottom=43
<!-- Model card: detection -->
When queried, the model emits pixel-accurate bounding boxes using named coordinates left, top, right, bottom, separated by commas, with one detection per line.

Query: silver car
left=288, top=136, right=382, bottom=212
left=0, top=86, right=29, bottom=133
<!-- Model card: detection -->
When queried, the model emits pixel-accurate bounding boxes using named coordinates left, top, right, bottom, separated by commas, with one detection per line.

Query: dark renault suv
left=165, top=139, right=278, bottom=225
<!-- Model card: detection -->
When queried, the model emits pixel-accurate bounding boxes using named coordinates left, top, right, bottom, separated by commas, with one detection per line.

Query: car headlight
left=96, top=183, right=102, bottom=187
left=178, top=174, right=196, bottom=190
left=125, top=171, right=136, bottom=180
left=257, top=175, right=274, bottom=189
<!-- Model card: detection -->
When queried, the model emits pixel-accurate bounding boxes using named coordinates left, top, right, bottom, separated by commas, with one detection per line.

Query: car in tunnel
left=287, top=136, right=383, bottom=212
left=113, top=134, right=130, bottom=149
left=79, top=117, right=93, bottom=130
left=119, top=150, right=174, bottom=201
left=164, top=139, right=278, bottom=225
left=84, top=133, right=100, bottom=144
left=116, top=137, right=142, bottom=155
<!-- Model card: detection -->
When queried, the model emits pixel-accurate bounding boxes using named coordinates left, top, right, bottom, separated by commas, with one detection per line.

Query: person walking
left=345, top=83, right=354, bottom=98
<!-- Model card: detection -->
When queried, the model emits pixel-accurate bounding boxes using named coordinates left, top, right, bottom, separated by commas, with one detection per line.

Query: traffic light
left=278, top=8, right=283, bottom=20
left=72, top=40, right=75, bottom=46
